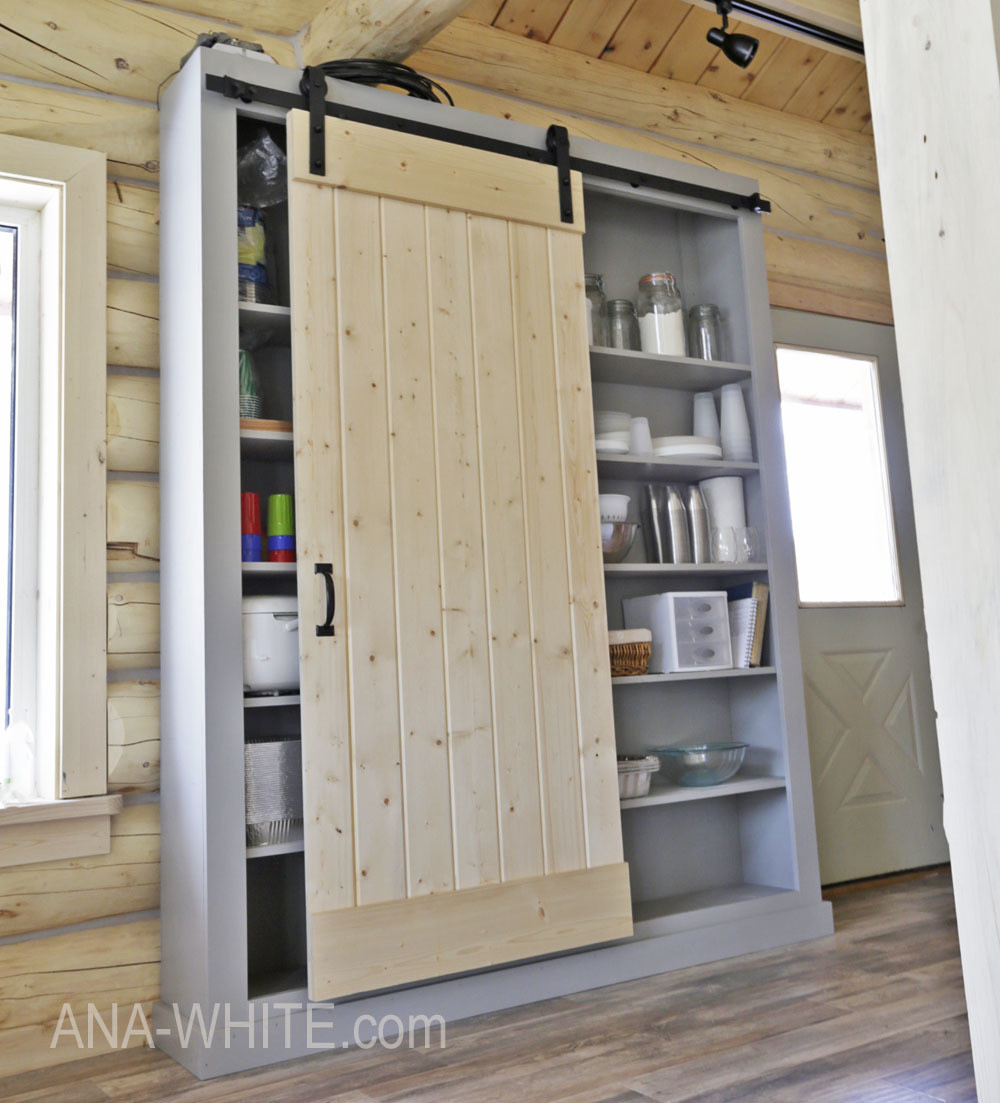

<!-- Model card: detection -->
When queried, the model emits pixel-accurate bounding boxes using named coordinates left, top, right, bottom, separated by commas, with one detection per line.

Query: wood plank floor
left=0, top=869, right=974, bottom=1101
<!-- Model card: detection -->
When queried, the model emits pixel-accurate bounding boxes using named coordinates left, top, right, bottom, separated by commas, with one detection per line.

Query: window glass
left=776, top=345, right=902, bottom=605
left=0, top=226, right=14, bottom=719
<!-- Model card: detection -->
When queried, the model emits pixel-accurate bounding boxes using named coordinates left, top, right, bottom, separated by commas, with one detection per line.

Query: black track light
left=707, top=1, right=760, bottom=69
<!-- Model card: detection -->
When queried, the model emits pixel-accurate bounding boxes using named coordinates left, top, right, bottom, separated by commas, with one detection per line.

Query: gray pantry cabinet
left=156, top=45, right=832, bottom=1079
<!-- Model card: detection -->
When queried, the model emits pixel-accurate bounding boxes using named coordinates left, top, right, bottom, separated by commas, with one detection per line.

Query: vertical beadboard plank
left=381, top=198, right=453, bottom=897
left=335, top=188, right=406, bottom=906
left=467, top=215, right=544, bottom=883
left=548, top=229, right=623, bottom=868
left=289, top=181, right=356, bottom=915
left=508, top=221, right=587, bottom=874
left=427, top=206, right=501, bottom=891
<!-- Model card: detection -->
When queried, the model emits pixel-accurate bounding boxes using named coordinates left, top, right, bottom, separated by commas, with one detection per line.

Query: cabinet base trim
left=308, top=862, right=633, bottom=1001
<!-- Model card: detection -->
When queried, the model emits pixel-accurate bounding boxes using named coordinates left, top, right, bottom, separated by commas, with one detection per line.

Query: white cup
left=630, top=417, right=653, bottom=455
left=693, top=392, right=721, bottom=445
left=719, top=384, right=753, bottom=461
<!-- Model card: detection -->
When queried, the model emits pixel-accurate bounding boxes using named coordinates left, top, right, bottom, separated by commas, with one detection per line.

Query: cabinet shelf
left=242, top=561, right=297, bottom=576
left=632, top=884, right=794, bottom=934
left=246, top=838, right=304, bottom=859
left=590, top=346, right=751, bottom=390
left=240, top=428, right=294, bottom=461
left=244, top=694, right=301, bottom=708
left=597, top=455, right=757, bottom=481
left=238, top=302, right=291, bottom=339
left=620, top=775, right=785, bottom=810
left=604, top=562, right=767, bottom=577
left=612, top=666, right=776, bottom=686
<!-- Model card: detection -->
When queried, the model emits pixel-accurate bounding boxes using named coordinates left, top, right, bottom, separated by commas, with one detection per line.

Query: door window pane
left=776, top=345, right=901, bottom=605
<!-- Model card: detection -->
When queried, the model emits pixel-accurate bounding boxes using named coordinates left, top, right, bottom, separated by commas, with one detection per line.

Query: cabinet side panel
left=427, top=207, right=501, bottom=891
left=468, top=215, right=545, bottom=883
left=335, top=189, right=407, bottom=906
left=381, top=197, right=454, bottom=897
left=548, top=229, right=624, bottom=868
left=289, top=181, right=356, bottom=915
left=509, top=222, right=587, bottom=875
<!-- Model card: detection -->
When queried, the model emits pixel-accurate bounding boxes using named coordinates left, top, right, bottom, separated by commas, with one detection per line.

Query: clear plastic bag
left=237, top=130, right=287, bottom=209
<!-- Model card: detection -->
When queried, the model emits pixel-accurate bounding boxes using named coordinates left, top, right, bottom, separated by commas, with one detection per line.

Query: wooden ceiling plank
left=302, top=0, right=477, bottom=64
left=463, top=0, right=507, bottom=21
left=137, top=1, right=322, bottom=36
left=697, top=22, right=786, bottom=99
left=598, top=0, right=689, bottom=71
left=741, top=36, right=824, bottom=109
left=782, top=52, right=864, bottom=120
left=823, top=70, right=872, bottom=132
left=412, top=19, right=877, bottom=187
left=492, top=0, right=574, bottom=41
left=548, top=0, right=636, bottom=57
left=685, top=0, right=861, bottom=55
left=648, top=6, right=722, bottom=84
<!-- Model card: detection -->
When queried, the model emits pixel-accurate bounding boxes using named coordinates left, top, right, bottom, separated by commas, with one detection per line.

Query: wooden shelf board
left=632, top=883, right=794, bottom=931
left=604, top=562, right=768, bottom=577
left=238, top=302, right=291, bottom=339
left=0, top=793, right=122, bottom=827
left=240, top=428, right=294, bottom=461
left=590, top=346, right=752, bottom=390
left=613, top=666, right=776, bottom=685
left=242, top=561, right=297, bottom=575
left=597, top=455, right=758, bottom=481
left=620, top=775, right=786, bottom=810
left=244, top=694, right=301, bottom=709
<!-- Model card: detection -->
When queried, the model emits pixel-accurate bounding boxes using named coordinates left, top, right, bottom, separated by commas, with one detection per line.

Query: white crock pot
left=242, top=595, right=300, bottom=692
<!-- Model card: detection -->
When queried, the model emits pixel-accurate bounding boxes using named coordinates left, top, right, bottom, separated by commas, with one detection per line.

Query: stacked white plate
left=651, top=435, right=723, bottom=460
left=595, top=410, right=631, bottom=454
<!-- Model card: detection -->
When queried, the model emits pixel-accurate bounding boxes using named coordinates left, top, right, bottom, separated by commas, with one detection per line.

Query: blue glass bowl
left=649, top=742, right=748, bottom=787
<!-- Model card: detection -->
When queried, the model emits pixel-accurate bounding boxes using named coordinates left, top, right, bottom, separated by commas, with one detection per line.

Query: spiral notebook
left=728, top=598, right=758, bottom=670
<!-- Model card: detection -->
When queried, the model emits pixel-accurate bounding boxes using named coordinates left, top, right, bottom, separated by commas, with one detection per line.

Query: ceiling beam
left=302, top=0, right=476, bottom=65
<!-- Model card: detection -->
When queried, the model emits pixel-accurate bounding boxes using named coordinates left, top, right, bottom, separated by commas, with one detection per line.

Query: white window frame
left=0, top=135, right=115, bottom=867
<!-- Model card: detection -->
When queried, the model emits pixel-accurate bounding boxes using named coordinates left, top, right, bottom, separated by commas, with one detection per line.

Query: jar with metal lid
left=606, top=299, right=639, bottom=351
left=585, top=273, right=607, bottom=347
left=689, top=303, right=725, bottom=361
left=637, top=272, right=686, bottom=356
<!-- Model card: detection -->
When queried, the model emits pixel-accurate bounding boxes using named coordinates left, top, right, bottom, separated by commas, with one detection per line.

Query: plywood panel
left=108, top=279, right=158, bottom=369
left=548, top=0, right=635, bottom=57
left=107, top=582, right=160, bottom=671
left=0, top=804, right=159, bottom=937
left=0, top=78, right=158, bottom=182
left=108, top=181, right=158, bottom=277
left=381, top=197, right=453, bottom=897
left=599, top=0, right=688, bottom=69
left=107, top=481, right=159, bottom=573
left=108, top=681, right=161, bottom=793
left=334, top=188, right=406, bottom=907
left=412, top=19, right=877, bottom=188
left=468, top=215, right=544, bottom=883
left=509, top=222, right=585, bottom=874
left=0, top=918, right=159, bottom=1077
left=0, top=3, right=293, bottom=101
left=288, top=183, right=355, bottom=918
left=426, top=206, right=500, bottom=891
left=107, top=373, right=159, bottom=473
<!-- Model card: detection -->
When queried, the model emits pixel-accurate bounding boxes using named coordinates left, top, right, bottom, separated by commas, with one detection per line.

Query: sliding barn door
left=287, top=109, right=630, bottom=1001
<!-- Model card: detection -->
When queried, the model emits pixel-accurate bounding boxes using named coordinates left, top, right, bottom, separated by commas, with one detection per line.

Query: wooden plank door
left=287, top=109, right=631, bottom=1001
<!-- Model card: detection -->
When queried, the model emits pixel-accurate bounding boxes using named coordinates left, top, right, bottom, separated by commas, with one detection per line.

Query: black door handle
left=315, top=563, right=335, bottom=636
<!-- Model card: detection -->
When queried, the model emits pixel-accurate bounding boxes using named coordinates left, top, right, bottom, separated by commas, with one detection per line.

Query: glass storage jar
left=637, top=272, right=686, bottom=356
left=689, top=303, right=724, bottom=361
left=585, top=273, right=607, bottom=347
left=606, top=299, right=640, bottom=350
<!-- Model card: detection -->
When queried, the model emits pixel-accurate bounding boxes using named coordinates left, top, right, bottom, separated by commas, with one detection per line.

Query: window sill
left=0, top=794, right=123, bottom=868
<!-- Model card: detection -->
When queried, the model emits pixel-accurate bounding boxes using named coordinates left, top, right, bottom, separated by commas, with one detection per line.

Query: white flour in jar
left=639, top=310, right=686, bottom=355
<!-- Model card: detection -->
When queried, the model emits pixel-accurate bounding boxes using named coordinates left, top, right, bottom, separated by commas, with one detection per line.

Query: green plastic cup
left=267, top=493, right=295, bottom=537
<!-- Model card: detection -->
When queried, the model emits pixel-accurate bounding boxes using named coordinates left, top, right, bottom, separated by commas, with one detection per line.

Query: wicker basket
left=608, top=628, right=653, bottom=677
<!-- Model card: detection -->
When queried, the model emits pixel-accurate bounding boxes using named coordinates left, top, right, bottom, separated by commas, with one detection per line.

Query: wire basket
left=245, top=737, right=302, bottom=848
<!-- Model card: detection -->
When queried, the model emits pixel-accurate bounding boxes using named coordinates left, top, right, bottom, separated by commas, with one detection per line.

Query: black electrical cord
left=315, top=60, right=454, bottom=105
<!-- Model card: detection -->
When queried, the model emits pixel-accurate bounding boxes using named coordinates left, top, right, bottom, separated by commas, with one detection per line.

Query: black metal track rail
left=207, top=72, right=771, bottom=217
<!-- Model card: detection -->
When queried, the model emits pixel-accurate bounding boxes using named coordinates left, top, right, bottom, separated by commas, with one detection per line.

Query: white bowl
left=595, top=439, right=629, bottom=454
left=651, top=435, right=717, bottom=449
left=599, top=493, right=631, bottom=522
left=595, top=411, right=631, bottom=433
left=596, top=430, right=631, bottom=444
